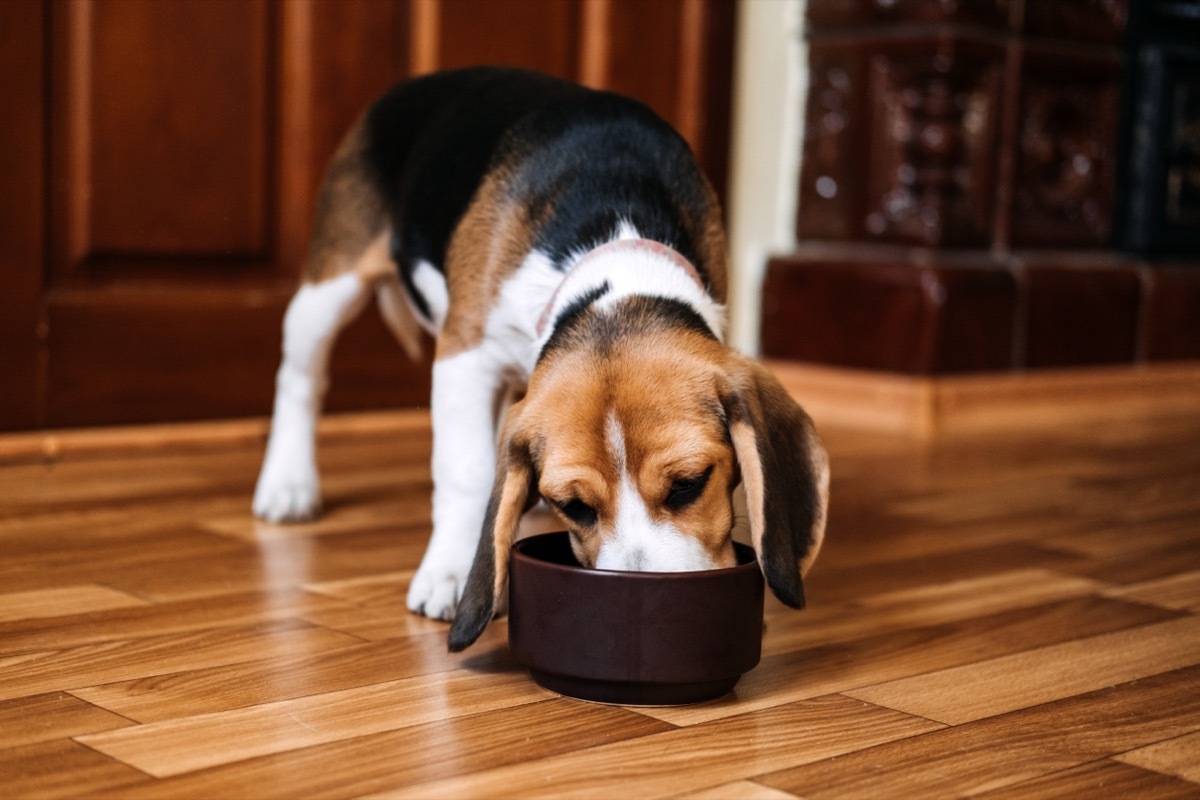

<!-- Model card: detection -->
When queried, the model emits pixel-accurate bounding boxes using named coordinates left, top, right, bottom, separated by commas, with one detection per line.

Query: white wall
left=725, top=0, right=807, bottom=355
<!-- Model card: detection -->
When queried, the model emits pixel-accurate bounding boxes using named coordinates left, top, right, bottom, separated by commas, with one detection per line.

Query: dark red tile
left=761, top=257, right=929, bottom=373
left=760, top=251, right=1016, bottom=375
left=1020, top=263, right=1143, bottom=368
left=928, top=266, right=1018, bottom=372
left=1144, top=266, right=1200, bottom=361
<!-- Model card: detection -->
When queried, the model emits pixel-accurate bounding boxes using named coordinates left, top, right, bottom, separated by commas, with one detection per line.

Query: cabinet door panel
left=55, top=0, right=271, bottom=267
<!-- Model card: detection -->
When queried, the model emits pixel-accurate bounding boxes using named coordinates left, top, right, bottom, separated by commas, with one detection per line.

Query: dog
left=252, top=67, right=829, bottom=652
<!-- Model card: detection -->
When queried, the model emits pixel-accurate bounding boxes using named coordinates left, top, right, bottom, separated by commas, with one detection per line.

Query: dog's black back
left=363, top=67, right=717, bottom=296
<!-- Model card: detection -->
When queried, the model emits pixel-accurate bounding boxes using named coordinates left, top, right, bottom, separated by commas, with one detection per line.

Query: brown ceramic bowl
left=508, top=531, right=764, bottom=705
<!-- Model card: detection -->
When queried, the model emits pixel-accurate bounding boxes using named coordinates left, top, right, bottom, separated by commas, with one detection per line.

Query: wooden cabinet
left=0, top=0, right=735, bottom=430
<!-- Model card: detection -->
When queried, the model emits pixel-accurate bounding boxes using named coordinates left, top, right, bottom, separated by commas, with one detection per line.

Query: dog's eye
left=558, top=498, right=597, bottom=527
left=666, top=466, right=713, bottom=511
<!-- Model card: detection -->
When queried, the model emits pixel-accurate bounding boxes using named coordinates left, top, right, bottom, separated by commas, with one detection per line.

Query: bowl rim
left=511, top=531, right=760, bottom=581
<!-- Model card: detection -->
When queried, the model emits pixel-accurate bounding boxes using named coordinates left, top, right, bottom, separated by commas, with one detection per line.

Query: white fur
left=254, top=272, right=370, bottom=522
left=493, top=249, right=564, bottom=375
left=594, top=414, right=718, bottom=572
left=405, top=249, right=561, bottom=618
left=406, top=348, right=501, bottom=619
left=534, top=237, right=727, bottom=353
left=410, top=258, right=450, bottom=333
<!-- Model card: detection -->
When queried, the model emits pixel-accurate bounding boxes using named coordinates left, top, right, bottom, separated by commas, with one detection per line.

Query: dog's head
left=447, top=298, right=829, bottom=652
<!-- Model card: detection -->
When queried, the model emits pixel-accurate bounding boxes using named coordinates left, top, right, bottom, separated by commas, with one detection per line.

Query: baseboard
left=0, top=409, right=431, bottom=465
left=768, top=360, right=1200, bottom=438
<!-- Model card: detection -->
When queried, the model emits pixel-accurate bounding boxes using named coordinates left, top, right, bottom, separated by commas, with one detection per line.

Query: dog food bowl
left=508, top=531, right=764, bottom=705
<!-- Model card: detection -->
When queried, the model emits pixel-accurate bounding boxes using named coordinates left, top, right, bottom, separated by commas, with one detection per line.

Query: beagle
left=252, top=67, right=829, bottom=652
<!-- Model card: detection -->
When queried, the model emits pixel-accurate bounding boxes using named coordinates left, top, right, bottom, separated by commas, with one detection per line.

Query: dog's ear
left=720, top=356, right=829, bottom=609
left=448, top=405, right=537, bottom=652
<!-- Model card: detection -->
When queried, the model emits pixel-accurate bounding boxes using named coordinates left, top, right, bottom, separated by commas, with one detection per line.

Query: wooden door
left=0, top=0, right=735, bottom=431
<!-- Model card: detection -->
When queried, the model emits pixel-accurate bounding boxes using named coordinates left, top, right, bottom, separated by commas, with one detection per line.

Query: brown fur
left=436, top=166, right=538, bottom=359
left=539, top=333, right=740, bottom=570
left=690, top=177, right=730, bottom=304
left=304, top=120, right=391, bottom=285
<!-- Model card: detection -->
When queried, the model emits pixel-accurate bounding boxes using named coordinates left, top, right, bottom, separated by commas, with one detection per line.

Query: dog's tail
left=375, top=277, right=425, bottom=362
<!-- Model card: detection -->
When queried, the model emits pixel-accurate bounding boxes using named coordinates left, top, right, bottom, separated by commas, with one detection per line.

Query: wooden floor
left=3, top=405, right=1200, bottom=798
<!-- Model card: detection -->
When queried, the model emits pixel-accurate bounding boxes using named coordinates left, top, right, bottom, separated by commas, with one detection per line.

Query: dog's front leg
left=407, top=347, right=502, bottom=621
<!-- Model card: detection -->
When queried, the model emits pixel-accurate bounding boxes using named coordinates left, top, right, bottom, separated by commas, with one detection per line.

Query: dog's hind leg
left=253, top=270, right=373, bottom=521
left=253, top=122, right=390, bottom=522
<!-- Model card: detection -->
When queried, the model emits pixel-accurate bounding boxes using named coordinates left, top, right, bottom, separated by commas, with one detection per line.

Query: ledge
left=770, top=359, right=1200, bottom=438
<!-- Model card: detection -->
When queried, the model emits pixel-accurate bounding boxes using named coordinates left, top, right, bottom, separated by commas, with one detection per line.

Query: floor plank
left=846, top=614, right=1200, bottom=724
left=1106, top=570, right=1200, bottom=612
left=0, top=620, right=359, bottom=702
left=0, top=588, right=345, bottom=656
left=374, top=695, right=943, bottom=800
left=756, top=666, right=1200, bottom=798
left=972, top=760, right=1200, bottom=800
left=762, top=567, right=1106, bottom=655
left=1116, top=730, right=1200, bottom=784
left=672, top=780, right=802, bottom=799
left=638, top=596, right=1177, bottom=727
left=0, top=693, right=134, bottom=750
left=106, top=699, right=673, bottom=800
left=0, top=739, right=150, bottom=799
left=70, top=626, right=509, bottom=723
left=0, top=585, right=150, bottom=624
left=78, top=668, right=553, bottom=777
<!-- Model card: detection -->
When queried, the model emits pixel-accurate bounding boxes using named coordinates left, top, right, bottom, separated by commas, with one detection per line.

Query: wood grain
left=0, top=693, right=133, bottom=750
left=758, top=666, right=1200, bottom=798
left=375, top=696, right=943, bottom=800
left=1105, top=570, right=1200, bottom=611
left=108, top=700, right=673, bottom=800
left=0, top=585, right=149, bottom=623
left=673, top=781, right=801, bottom=800
left=0, top=740, right=148, bottom=799
left=638, top=597, right=1178, bottom=728
left=1116, top=730, right=1200, bottom=784
left=0, top=620, right=358, bottom=702
left=0, top=405, right=1197, bottom=796
left=971, top=760, right=1200, bottom=800
left=771, top=360, right=1200, bottom=437
left=79, top=669, right=552, bottom=778
left=847, top=615, right=1200, bottom=725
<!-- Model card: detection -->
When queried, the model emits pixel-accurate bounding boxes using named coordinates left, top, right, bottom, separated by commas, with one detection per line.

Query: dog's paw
left=252, top=462, right=322, bottom=523
left=406, top=557, right=470, bottom=621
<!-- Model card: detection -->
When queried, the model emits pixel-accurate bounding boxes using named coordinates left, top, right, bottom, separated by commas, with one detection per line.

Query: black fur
left=501, top=92, right=714, bottom=278
left=362, top=67, right=718, bottom=314
left=365, top=68, right=582, bottom=273
left=539, top=294, right=717, bottom=365
left=448, top=436, right=540, bottom=653
left=723, top=378, right=820, bottom=611
left=446, top=485, right=500, bottom=653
